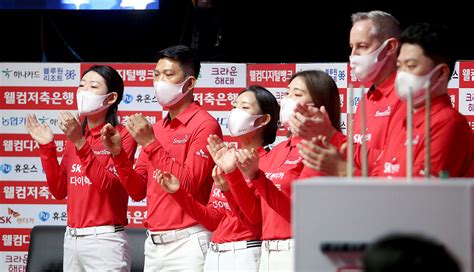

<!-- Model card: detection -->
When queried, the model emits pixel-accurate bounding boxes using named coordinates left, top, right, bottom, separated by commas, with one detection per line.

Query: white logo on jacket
left=283, top=157, right=302, bottom=165
left=93, top=149, right=111, bottom=155
left=404, top=135, right=420, bottom=146
left=383, top=162, right=400, bottom=174
left=353, top=133, right=372, bottom=144
left=195, top=149, right=209, bottom=159
left=374, top=106, right=391, bottom=117
left=173, top=134, right=189, bottom=144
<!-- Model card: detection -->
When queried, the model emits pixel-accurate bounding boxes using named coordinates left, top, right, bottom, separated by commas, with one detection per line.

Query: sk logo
left=8, top=208, right=20, bottom=218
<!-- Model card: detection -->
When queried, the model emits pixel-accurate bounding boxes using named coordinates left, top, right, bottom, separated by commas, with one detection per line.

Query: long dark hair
left=240, top=85, right=280, bottom=147
left=289, top=70, right=341, bottom=132
left=81, top=65, right=124, bottom=134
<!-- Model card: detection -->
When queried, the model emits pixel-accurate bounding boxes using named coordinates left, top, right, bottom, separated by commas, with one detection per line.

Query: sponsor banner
left=209, top=111, right=230, bottom=136
left=194, top=88, right=241, bottom=111
left=0, top=229, right=30, bottom=252
left=339, top=88, right=347, bottom=114
left=118, top=87, right=161, bottom=111
left=340, top=113, right=348, bottom=136
left=459, top=61, right=474, bottom=88
left=347, top=63, right=362, bottom=88
left=346, top=88, right=365, bottom=114
left=296, top=63, right=348, bottom=88
left=128, top=197, right=146, bottom=207
left=466, top=115, right=474, bottom=133
left=0, top=157, right=47, bottom=182
left=247, top=64, right=296, bottom=88
left=117, top=110, right=162, bottom=126
left=266, top=87, right=288, bottom=103
left=196, top=64, right=246, bottom=88
left=0, top=134, right=67, bottom=157
left=126, top=206, right=147, bottom=228
left=448, top=88, right=458, bottom=110
left=80, top=63, right=155, bottom=87
left=448, top=61, right=460, bottom=88
left=0, top=205, right=67, bottom=228
left=0, top=86, right=77, bottom=110
left=0, top=181, right=64, bottom=205
left=0, top=252, right=28, bottom=272
left=0, top=63, right=80, bottom=87
left=0, top=109, right=77, bottom=135
left=458, top=88, right=474, bottom=116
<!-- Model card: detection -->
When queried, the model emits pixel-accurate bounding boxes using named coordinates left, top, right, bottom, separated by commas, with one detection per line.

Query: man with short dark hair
left=102, top=45, right=222, bottom=270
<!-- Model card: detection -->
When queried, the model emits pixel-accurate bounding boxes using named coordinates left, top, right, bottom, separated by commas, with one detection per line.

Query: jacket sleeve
left=249, top=170, right=292, bottom=223
left=224, top=169, right=262, bottom=225
left=171, top=187, right=225, bottom=231
left=222, top=189, right=261, bottom=235
left=112, top=145, right=148, bottom=201
left=76, top=129, right=138, bottom=193
left=413, top=118, right=473, bottom=177
left=39, top=141, right=68, bottom=200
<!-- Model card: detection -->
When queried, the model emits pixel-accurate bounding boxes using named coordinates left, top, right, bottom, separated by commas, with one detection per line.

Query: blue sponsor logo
left=123, top=94, right=133, bottom=104
left=215, top=117, right=228, bottom=128
left=39, top=211, right=50, bottom=222
left=1, top=163, right=12, bottom=174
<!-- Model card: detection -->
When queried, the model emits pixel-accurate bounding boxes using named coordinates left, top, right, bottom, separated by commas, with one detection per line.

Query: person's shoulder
left=194, top=107, right=219, bottom=125
left=432, top=106, right=471, bottom=136
left=435, top=105, right=468, bottom=125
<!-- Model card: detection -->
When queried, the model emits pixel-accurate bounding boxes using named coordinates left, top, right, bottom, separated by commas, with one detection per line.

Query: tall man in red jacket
left=294, top=11, right=403, bottom=176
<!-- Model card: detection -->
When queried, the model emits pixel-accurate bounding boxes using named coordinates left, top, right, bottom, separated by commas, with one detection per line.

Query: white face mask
left=349, top=39, right=390, bottom=83
left=395, top=65, right=442, bottom=106
left=153, top=77, right=191, bottom=106
left=76, top=91, right=112, bottom=116
left=279, top=97, right=297, bottom=127
left=227, top=108, right=264, bottom=136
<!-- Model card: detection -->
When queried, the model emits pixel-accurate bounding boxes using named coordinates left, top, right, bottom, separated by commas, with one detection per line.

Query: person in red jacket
left=25, top=65, right=137, bottom=272
left=293, top=11, right=402, bottom=176
left=372, top=23, right=473, bottom=177
left=157, top=85, right=280, bottom=271
left=101, top=45, right=222, bottom=271
left=208, top=70, right=342, bottom=271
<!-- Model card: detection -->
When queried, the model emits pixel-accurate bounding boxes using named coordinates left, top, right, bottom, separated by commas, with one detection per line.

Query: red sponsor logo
left=81, top=63, right=155, bottom=87
left=339, top=88, right=347, bottom=113
left=347, top=64, right=371, bottom=88
left=126, top=206, right=147, bottom=228
left=459, top=61, right=474, bottom=88
left=0, top=86, right=77, bottom=109
left=0, top=228, right=31, bottom=251
left=447, top=88, right=458, bottom=110
left=0, top=182, right=65, bottom=204
left=247, top=64, right=296, bottom=88
left=194, top=88, right=241, bottom=111
left=466, top=116, right=474, bottom=134
left=0, top=134, right=67, bottom=157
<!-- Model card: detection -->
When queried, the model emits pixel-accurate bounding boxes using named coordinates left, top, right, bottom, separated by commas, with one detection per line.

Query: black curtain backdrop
left=1, top=0, right=472, bottom=63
